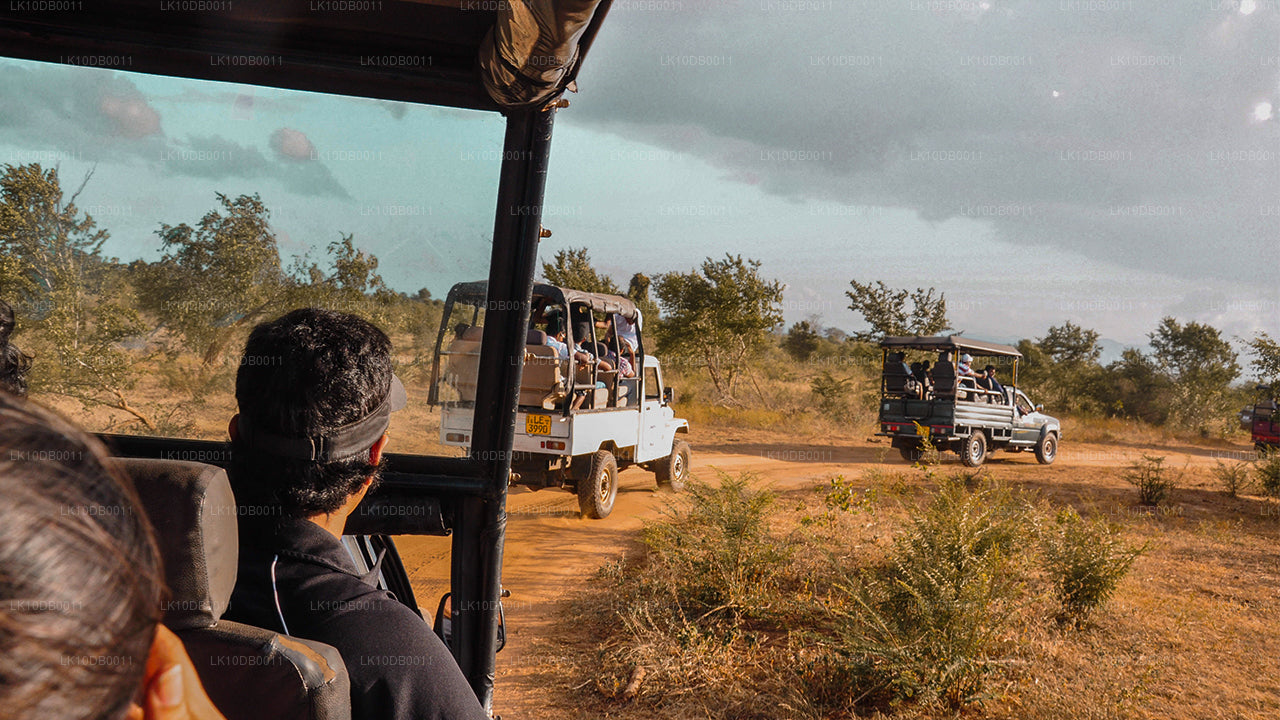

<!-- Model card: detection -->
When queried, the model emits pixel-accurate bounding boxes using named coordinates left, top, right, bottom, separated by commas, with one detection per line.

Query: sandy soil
left=393, top=425, right=1269, bottom=719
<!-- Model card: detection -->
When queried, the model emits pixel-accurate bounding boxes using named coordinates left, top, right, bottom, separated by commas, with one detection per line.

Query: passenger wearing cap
left=957, top=353, right=977, bottom=378
left=222, top=308, right=486, bottom=720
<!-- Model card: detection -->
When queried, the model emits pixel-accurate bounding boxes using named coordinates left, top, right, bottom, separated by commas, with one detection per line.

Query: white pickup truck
left=429, top=281, right=691, bottom=518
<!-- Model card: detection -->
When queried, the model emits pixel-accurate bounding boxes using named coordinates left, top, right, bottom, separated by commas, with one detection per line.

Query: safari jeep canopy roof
left=880, top=335, right=1023, bottom=358
left=449, top=280, right=641, bottom=322
left=0, top=0, right=610, bottom=111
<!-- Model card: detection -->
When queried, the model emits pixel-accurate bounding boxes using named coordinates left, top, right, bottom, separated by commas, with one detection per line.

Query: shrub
left=1123, top=454, right=1176, bottom=506
left=827, top=476, right=1031, bottom=708
left=1041, top=507, right=1144, bottom=625
left=1255, top=450, right=1280, bottom=497
left=810, top=370, right=854, bottom=421
left=642, top=471, right=791, bottom=620
left=1213, top=460, right=1253, bottom=497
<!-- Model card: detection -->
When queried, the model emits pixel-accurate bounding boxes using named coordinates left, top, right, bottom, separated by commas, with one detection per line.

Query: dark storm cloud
left=571, top=0, right=1280, bottom=284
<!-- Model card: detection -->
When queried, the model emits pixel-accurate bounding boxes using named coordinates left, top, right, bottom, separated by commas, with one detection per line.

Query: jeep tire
left=654, top=439, right=690, bottom=492
left=577, top=450, right=619, bottom=519
left=961, top=432, right=987, bottom=468
left=1035, top=432, right=1058, bottom=465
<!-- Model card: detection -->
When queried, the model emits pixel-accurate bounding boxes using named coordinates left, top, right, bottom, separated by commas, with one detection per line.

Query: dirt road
left=393, top=432, right=1251, bottom=718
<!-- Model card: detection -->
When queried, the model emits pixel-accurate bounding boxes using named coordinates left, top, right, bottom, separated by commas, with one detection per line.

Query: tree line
left=3, top=160, right=1275, bottom=435
left=0, top=163, right=441, bottom=431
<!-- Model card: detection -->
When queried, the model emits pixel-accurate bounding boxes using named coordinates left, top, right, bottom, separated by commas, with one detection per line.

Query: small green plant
left=643, top=471, right=791, bottom=619
left=1212, top=460, right=1253, bottom=497
left=1041, top=508, right=1144, bottom=625
left=828, top=477, right=1030, bottom=708
left=810, top=370, right=854, bottom=421
left=1255, top=450, right=1280, bottom=497
left=1123, top=454, right=1176, bottom=506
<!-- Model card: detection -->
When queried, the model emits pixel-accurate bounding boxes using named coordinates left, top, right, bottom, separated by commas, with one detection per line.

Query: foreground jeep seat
left=120, top=458, right=352, bottom=720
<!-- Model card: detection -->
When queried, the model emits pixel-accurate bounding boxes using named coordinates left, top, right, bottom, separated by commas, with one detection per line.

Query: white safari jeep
left=429, top=281, right=691, bottom=518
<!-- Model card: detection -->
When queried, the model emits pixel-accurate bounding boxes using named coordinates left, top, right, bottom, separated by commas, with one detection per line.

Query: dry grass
left=544, top=462, right=1280, bottom=720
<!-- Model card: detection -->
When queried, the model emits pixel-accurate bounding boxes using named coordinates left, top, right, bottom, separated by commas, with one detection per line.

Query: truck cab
left=875, top=335, right=1061, bottom=467
left=1250, top=385, right=1279, bottom=452
left=431, top=281, right=691, bottom=518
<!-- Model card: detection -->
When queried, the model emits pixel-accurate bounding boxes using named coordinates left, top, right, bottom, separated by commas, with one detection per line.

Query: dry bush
left=1040, top=507, right=1144, bottom=626
left=819, top=476, right=1032, bottom=710
left=1122, top=454, right=1177, bottom=506
left=1212, top=460, right=1253, bottom=497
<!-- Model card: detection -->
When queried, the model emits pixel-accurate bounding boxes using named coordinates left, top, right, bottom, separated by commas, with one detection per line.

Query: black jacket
left=225, top=516, right=487, bottom=720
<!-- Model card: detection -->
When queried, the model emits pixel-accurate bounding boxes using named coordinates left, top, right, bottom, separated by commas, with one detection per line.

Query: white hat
left=961, top=353, right=973, bottom=363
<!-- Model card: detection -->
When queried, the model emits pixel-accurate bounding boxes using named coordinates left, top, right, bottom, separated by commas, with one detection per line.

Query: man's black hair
left=231, top=307, right=393, bottom=517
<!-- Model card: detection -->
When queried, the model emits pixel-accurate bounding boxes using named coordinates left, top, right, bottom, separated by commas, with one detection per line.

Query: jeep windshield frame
left=0, top=1, right=616, bottom=712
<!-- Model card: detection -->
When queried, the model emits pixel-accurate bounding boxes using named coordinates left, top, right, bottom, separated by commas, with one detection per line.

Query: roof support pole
left=450, top=105, right=556, bottom=713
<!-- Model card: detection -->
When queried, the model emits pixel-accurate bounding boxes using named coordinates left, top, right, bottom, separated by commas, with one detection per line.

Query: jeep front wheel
left=654, top=439, right=690, bottom=492
left=577, top=450, right=619, bottom=519
left=1035, top=432, right=1058, bottom=465
left=961, top=432, right=987, bottom=468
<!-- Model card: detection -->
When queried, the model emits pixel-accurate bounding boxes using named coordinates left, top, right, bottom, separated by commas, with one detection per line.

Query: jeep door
left=1011, top=390, right=1041, bottom=444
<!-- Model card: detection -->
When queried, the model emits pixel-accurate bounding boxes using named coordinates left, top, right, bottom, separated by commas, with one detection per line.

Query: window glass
left=1, top=57, right=503, bottom=457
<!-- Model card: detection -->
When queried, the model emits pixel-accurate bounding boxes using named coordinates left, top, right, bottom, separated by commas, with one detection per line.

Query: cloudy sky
left=1, top=0, right=1277, bottom=357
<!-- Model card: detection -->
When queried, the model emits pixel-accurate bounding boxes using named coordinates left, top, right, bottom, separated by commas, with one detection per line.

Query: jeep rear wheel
left=899, top=444, right=923, bottom=463
left=961, top=432, right=987, bottom=467
left=654, top=439, right=690, bottom=492
left=577, top=450, right=619, bottom=519
left=1035, top=432, right=1058, bottom=465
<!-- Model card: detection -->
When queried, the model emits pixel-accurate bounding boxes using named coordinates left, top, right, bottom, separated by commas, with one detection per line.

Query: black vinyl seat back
left=932, top=352, right=957, bottom=399
left=119, top=458, right=352, bottom=720
left=883, top=352, right=910, bottom=396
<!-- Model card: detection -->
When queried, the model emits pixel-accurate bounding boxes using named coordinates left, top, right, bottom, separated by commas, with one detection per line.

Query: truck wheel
left=577, top=450, right=619, bottom=519
left=898, top=444, right=923, bottom=463
left=1035, top=432, right=1058, bottom=465
left=961, top=432, right=987, bottom=467
left=654, top=439, right=690, bottom=492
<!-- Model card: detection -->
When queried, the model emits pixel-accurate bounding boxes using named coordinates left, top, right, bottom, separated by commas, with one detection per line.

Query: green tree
left=782, top=320, right=821, bottom=361
left=540, top=247, right=619, bottom=295
left=1103, top=348, right=1170, bottom=424
left=1040, top=321, right=1102, bottom=365
left=1148, top=317, right=1239, bottom=432
left=1245, top=331, right=1280, bottom=387
left=845, top=279, right=948, bottom=341
left=1017, top=322, right=1106, bottom=414
left=653, top=254, right=784, bottom=398
left=139, top=193, right=288, bottom=366
left=0, top=163, right=158, bottom=429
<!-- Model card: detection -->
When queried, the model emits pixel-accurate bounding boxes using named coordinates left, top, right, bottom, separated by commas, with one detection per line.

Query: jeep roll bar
left=0, top=1, right=615, bottom=713
left=428, top=281, right=645, bottom=408
left=879, top=334, right=1022, bottom=388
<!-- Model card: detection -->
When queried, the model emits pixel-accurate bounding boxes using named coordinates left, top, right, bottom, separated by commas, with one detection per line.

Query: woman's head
left=0, top=394, right=164, bottom=720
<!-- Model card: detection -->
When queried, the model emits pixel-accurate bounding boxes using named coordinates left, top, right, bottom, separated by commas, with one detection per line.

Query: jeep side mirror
left=663, top=387, right=674, bottom=404
left=1035, top=404, right=1044, bottom=413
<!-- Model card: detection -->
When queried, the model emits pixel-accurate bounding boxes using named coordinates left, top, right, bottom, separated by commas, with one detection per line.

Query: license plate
left=916, top=425, right=929, bottom=436
left=525, top=414, right=552, bottom=435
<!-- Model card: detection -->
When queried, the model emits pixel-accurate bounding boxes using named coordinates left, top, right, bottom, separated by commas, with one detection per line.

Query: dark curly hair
left=230, top=308, right=393, bottom=517
left=0, top=393, right=165, bottom=720
left=0, top=300, right=32, bottom=397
